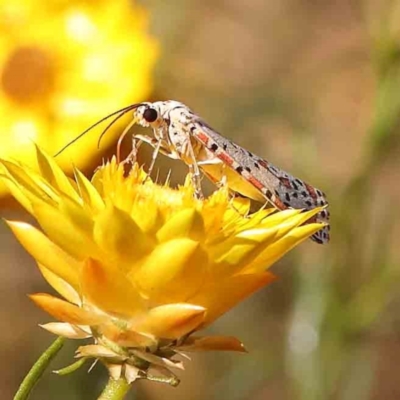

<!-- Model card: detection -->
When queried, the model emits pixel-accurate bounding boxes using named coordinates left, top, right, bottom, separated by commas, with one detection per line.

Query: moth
left=57, top=100, right=330, bottom=244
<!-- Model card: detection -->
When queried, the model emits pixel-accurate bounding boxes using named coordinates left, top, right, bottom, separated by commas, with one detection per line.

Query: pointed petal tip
left=135, top=303, right=206, bottom=339
left=30, top=293, right=105, bottom=325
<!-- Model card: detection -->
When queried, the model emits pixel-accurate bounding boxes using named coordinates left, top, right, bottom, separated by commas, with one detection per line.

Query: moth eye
left=143, top=108, right=158, bottom=123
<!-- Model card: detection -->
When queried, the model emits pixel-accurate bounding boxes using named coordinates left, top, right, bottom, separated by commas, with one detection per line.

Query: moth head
left=133, top=100, right=188, bottom=129
left=133, top=102, right=167, bottom=129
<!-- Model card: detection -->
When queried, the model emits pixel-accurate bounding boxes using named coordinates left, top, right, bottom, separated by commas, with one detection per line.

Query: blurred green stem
left=14, top=336, right=66, bottom=400
left=98, top=378, right=132, bottom=400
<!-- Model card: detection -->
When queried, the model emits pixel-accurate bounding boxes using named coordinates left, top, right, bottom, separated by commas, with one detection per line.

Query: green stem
left=98, top=378, right=132, bottom=400
left=14, top=336, right=66, bottom=400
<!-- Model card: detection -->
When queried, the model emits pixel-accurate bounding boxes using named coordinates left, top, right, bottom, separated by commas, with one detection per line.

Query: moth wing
left=190, top=120, right=330, bottom=244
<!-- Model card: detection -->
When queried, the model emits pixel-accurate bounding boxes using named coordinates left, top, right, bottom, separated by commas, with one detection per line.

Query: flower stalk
left=14, top=337, right=66, bottom=400
left=98, top=378, right=132, bottom=400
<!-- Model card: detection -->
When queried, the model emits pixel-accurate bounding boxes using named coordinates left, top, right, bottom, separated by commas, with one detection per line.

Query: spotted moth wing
left=189, top=119, right=330, bottom=244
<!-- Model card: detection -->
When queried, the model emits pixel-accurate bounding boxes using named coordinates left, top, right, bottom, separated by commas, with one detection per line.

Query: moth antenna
left=96, top=106, right=139, bottom=150
left=54, top=103, right=142, bottom=157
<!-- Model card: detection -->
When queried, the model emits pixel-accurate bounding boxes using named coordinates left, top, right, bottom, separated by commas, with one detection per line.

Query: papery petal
left=213, top=209, right=318, bottom=263
left=30, top=293, right=105, bottom=325
left=130, top=199, right=161, bottom=234
left=6, top=221, right=80, bottom=289
left=77, top=345, right=123, bottom=360
left=35, top=145, right=80, bottom=202
left=256, top=208, right=304, bottom=228
left=32, top=201, right=97, bottom=260
left=40, top=323, right=91, bottom=339
left=245, top=223, right=325, bottom=273
left=0, top=168, right=34, bottom=213
left=131, top=349, right=184, bottom=370
left=253, top=207, right=323, bottom=235
left=101, top=324, right=156, bottom=348
left=135, top=304, right=206, bottom=339
left=125, top=364, right=141, bottom=383
left=0, top=160, right=59, bottom=206
left=191, top=272, right=277, bottom=326
left=37, top=263, right=80, bottom=304
left=93, top=205, right=155, bottom=270
left=177, top=335, right=246, bottom=352
left=106, top=363, right=123, bottom=380
left=156, top=209, right=205, bottom=242
left=132, top=238, right=208, bottom=303
left=212, top=209, right=325, bottom=276
left=80, top=258, right=145, bottom=317
left=73, top=168, right=105, bottom=213
left=211, top=231, right=275, bottom=268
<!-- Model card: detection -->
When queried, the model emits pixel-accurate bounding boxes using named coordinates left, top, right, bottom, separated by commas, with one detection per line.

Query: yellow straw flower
left=0, top=147, right=324, bottom=385
left=0, top=0, right=157, bottom=197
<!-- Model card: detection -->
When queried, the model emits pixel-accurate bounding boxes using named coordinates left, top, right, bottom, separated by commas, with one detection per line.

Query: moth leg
left=186, top=141, right=204, bottom=200
left=146, top=137, right=162, bottom=180
left=133, top=134, right=180, bottom=159
left=188, top=164, right=204, bottom=200
left=120, top=137, right=143, bottom=165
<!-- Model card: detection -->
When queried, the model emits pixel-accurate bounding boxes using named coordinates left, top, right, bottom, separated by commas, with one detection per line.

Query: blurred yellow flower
left=0, top=147, right=324, bottom=385
left=0, top=0, right=157, bottom=197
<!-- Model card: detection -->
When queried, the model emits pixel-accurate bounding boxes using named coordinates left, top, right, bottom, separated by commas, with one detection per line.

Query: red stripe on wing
left=217, top=151, right=234, bottom=166
left=195, top=131, right=210, bottom=145
left=247, top=175, right=266, bottom=191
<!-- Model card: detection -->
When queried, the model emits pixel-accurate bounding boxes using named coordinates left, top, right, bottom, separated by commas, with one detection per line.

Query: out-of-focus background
left=1, top=0, right=400, bottom=399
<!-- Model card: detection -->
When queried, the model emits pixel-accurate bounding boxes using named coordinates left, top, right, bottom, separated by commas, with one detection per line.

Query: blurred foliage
left=1, top=0, right=400, bottom=399
left=0, top=0, right=157, bottom=198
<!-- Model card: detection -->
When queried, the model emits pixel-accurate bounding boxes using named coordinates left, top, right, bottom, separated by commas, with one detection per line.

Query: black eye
left=143, top=108, right=158, bottom=123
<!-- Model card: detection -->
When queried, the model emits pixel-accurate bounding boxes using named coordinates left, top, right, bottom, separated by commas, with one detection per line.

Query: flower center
left=1, top=46, right=55, bottom=104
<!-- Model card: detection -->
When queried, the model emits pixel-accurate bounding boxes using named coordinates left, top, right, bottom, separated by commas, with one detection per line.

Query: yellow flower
left=0, top=0, right=157, bottom=197
left=0, top=147, right=324, bottom=385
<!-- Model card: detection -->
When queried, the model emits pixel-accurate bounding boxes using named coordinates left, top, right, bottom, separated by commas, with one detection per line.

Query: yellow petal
left=132, top=238, right=208, bottom=303
left=93, top=205, right=155, bottom=270
left=80, top=258, right=145, bottom=317
left=177, top=335, right=246, bottom=352
left=191, top=272, right=277, bottom=327
left=0, top=160, right=58, bottom=205
left=35, top=145, right=80, bottom=202
left=256, top=208, right=303, bottom=228
left=40, top=323, right=91, bottom=339
left=32, top=200, right=97, bottom=260
left=37, top=263, right=80, bottom=305
left=0, top=168, right=34, bottom=213
left=6, top=221, right=80, bottom=289
left=211, top=231, right=274, bottom=266
left=135, top=304, right=206, bottom=339
left=30, top=293, right=105, bottom=325
left=245, top=223, right=325, bottom=273
left=212, top=208, right=325, bottom=276
left=60, top=197, right=94, bottom=237
left=130, top=198, right=162, bottom=234
left=73, top=167, right=105, bottom=213
left=156, top=209, right=205, bottom=242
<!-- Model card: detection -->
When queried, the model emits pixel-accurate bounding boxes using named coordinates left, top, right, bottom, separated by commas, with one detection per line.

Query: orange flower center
left=1, top=46, right=55, bottom=104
